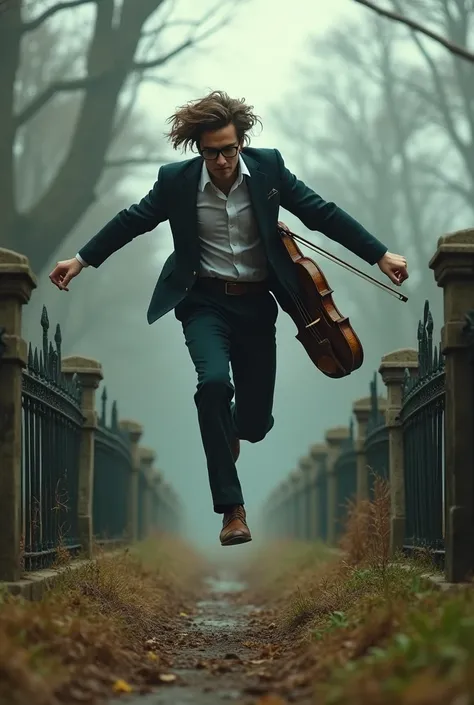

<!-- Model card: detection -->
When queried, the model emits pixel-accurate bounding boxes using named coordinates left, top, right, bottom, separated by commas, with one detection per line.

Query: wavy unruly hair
left=165, top=90, right=262, bottom=152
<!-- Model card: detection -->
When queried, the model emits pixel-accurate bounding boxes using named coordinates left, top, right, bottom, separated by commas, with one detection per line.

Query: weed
left=242, top=472, right=474, bottom=704
left=0, top=535, right=205, bottom=705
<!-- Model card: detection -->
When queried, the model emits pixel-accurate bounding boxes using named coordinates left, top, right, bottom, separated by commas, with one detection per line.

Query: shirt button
left=193, top=271, right=197, bottom=276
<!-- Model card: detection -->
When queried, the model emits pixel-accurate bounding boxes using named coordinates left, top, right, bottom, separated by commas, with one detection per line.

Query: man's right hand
left=49, top=257, right=83, bottom=291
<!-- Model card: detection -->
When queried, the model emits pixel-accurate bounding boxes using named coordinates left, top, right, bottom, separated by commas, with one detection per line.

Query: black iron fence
left=334, top=421, right=357, bottom=538
left=317, top=456, right=328, bottom=542
left=401, top=301, right=445, bottom=566
left=365, top=373, right=389, bottom=496
left=0, top=248, right=184, bottom=584
left=264, top=299, right=446, bottom=565
left=463, top=310, right=474, bottom=544
left=93, top=388, right=132, bottom=545
left=0, top=327, right=6, bottom=359
left=15, top=305, right=181, bottom=572
left=21, top=308, right=83, bottom=570
left=137, top=462, right=148, bottom=542
left=263, top=230, right=474, bottom=583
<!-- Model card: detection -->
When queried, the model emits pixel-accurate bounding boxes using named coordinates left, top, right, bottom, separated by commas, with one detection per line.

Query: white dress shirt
left=196, top=155, right=267, bottom=281
left=76, top=155, right=268, bottom=281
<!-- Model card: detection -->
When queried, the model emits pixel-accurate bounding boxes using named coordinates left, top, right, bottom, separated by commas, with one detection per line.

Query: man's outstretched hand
left=377, top=251, right=408, bottom=286
left=49, top=258, right=83, bottom=291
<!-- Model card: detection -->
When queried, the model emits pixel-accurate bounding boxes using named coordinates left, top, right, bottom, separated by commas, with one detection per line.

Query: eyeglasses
left=200, top=145, right=239, bottom=160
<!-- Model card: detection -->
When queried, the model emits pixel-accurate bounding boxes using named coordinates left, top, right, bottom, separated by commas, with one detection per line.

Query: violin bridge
left=305, top=317, right=321, bottom=329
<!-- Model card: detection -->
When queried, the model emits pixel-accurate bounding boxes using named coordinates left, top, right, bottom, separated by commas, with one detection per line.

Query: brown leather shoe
left=219, top=505, right=251, bottom=546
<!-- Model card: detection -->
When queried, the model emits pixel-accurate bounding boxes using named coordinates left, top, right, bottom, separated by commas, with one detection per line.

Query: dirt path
left=109, top=573, right=283, bottom=705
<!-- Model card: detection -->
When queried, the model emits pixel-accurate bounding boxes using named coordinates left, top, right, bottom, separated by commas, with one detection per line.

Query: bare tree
left=351, top=0, right=474, bottom=62
left=1, top=0, right=244, bottom=273
left=378, top=0, right=474, bottom=214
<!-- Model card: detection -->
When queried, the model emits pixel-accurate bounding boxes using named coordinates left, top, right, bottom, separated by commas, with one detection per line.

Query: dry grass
left=0, top=533, right=206, bottom=705
left=243, top=476, right=474, bottom=704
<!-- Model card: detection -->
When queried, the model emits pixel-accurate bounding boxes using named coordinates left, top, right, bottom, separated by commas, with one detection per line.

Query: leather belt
left=197, top=277, right=269, bottom=296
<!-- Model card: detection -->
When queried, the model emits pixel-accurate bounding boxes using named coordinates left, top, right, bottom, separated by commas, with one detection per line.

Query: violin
left=277, top=225, right=407, bottom=379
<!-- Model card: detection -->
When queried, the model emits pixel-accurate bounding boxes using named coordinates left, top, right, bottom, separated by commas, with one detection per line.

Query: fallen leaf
left=159, top=673, right=177, bottom=683
left=112, top=679, right=133, bottom=693
left=250, top=659, right=268, bottom=665
left=145, top=637, right=159, bottom=646
left=179, top=611, right=188, bottom=617
left=147, top=652, right=158, bottom=661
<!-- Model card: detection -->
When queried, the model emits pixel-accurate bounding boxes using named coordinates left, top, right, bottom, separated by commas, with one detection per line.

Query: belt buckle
left=224, top=282, right=239, bottom=295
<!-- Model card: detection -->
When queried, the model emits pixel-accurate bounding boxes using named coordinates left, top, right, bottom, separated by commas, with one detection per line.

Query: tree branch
left=351, top=0, right=474, bottom=63
left=415, top=159, right=474, bottom=201
left=22, top=0, right=96, bottom=33
left=141, top=75, right=195, bottom=91
left=133, top=10, right=232, bottom=71
left=391, top=0, right=468, bottom=160
left=14, top=75, right=103, bottom=128
left=15, top=10, right=229, bottom=128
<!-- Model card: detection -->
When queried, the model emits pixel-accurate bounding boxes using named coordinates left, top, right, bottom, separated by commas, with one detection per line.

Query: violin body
left=278, top=228, right=363, bottom=378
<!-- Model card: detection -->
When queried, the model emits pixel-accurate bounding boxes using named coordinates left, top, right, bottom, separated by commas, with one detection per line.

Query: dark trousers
left=175, top=281, right=278, bottom=513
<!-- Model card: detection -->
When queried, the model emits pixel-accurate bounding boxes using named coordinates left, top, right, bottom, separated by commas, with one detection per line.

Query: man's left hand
left=377, top=251, right=408, bottom=286
left=278, top=220, right=290, bottom=233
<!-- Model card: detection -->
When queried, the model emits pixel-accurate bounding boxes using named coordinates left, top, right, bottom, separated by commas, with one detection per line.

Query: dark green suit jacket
left=78, top=148, right=387, bottom=324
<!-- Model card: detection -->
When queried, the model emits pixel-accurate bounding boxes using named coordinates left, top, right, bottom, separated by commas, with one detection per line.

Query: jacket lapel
left=241, top=153, right=271, bottom=245
left=181, top=157, right=201, bottom=230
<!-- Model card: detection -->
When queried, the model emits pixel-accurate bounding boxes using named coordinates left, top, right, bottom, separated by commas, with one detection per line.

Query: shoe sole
left=220, top=535, right=252, bottom=547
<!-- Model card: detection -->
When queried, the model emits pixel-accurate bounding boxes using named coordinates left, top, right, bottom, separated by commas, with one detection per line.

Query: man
left=50, top=90, right=408, bottom=547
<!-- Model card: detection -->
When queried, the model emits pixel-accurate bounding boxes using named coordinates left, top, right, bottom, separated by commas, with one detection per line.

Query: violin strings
left=278, top=230, right=352, bottom=370
left=289, top=232, right=407, bottom=302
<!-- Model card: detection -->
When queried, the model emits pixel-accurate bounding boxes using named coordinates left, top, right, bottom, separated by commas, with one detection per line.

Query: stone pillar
left=119, top=419, right=143, bottom=542
left=353, top=396, right=387, bottom=500
left=0, top=249, right=36, bottom=581
left=430, top=228, right=474, bottom=582
left=309, top=443, right=327, bottom=539
left=62, top=356, right=103, bottom=558
left=325, top=426, right=350, bottom=545
left=299, top=456, right=313, bottom=539
left=138, top=447, right=156, bottom=539
left=378, top=349, right=418, bottom=555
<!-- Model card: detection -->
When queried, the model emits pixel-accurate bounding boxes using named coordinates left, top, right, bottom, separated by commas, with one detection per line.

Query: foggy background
left=6, top=0, right=474, bottom=546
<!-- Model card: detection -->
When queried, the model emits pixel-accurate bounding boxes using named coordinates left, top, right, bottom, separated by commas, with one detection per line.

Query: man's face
left=199, top=123, right=241, bottom=182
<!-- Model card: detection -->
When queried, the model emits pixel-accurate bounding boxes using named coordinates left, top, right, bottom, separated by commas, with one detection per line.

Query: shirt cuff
left=75, top=253, right=89, bottom=267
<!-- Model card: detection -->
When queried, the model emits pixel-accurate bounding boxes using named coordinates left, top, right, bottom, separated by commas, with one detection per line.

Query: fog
left=7, top=0, right=473, bottom=547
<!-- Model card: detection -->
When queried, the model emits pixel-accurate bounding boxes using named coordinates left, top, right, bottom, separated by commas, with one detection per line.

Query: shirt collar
left=199, top=153, right=250, bottom=192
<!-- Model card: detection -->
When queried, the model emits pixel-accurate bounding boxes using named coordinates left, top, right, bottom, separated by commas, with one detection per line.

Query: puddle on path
left=108, top=573, right=268, bottom=705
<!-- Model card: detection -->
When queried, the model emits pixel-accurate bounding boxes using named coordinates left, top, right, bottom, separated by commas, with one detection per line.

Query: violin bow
left=284, top=228, right=408, bottom=303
